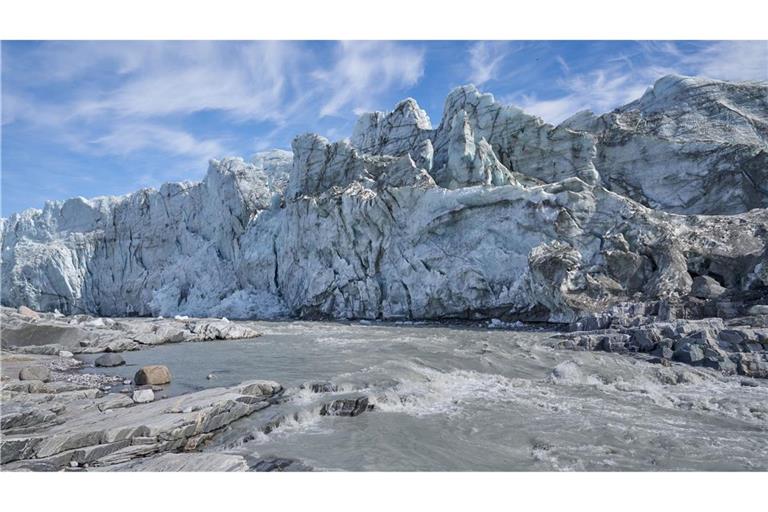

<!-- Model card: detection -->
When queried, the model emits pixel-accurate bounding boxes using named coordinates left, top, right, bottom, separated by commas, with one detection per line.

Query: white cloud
left=68, top=41, right=301, bottom=122
left=2, top=41, right=303, bottom=162
left=89, top=124, right=228, bottom=160
left=676, top=40, right=767, bottom=82
left=511, top=63, right=651, bottom=124
left=468, top=42, right=510, bottom=86
left=312, top=41, right=425, bottom=117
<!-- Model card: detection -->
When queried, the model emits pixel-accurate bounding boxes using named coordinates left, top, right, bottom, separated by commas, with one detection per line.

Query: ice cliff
left=2, top=75, right=767, bottom=322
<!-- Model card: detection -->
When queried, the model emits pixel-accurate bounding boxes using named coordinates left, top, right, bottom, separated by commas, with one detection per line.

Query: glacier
left=2, top=74, right=767, bottom=322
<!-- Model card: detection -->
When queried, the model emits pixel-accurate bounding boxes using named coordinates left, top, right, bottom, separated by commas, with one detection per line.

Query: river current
left=80, top=321, right=768, bottom=470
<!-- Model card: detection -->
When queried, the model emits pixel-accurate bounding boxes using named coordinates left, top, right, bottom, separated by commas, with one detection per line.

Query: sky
left=1, top=40, right=766, bottom=216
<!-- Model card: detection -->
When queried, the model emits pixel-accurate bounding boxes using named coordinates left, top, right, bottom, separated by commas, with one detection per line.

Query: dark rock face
left=319, top=397, right=373, bottom=417
left=557, top=293, right=768, bottom=375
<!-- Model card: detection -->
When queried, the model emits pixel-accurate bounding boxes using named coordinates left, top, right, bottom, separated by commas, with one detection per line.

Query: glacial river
left=80, top=321, right=768, bottom=470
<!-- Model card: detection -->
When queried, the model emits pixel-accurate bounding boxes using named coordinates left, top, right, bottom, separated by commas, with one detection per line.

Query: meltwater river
left=80, top=321, right=768, bottom=470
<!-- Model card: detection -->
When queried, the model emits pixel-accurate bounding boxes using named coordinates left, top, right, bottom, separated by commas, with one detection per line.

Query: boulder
left=673, top=342, right=705, bottom=365
left=240, top=380, right=282, bottom=397
left=690, top=276, right=726, bottom=299
left=133, top=365, right=172, bottom=386
left=131, top=389, right=155, bottom=404
left=250, top=457, right=312, bottom=472
left=629, top=329, right=661, bottom=352
left=95, top=353, right=125, bottom=367
left=651, top=345, right=674, bottom=360
left=319, top=397, right=372, bottom=417
left=18, top=366, right=51, bottom=382
left=58, top=350, right=74, bottom=358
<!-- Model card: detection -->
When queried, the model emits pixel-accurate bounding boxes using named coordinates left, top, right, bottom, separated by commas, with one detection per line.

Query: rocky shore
left=1, top=305, right=261, bottom=355
left=3, top=302, right=768, bottom=471
left=554, top=298, right=768, bottom=379
left=0, top=306, right=390, bottom=471
left=0, top=304, right=286, bottom=471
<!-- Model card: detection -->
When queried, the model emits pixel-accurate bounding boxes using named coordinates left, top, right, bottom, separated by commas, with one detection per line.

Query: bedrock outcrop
left=1, top=76, right=767, bottom=323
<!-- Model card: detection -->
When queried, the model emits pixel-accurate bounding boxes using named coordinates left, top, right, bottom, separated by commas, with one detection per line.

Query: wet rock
left=629, top=328, right=661, bottom=352
left=301, top=381, right=338, bottom=393
left=250, top=457, right=312, bottom=472
left=673, top=342, right=705, bottom=365
left=599, top=333, right=632, bottom=353
left=240, top=381, right=282, bottom=397
left=95, top=353, right=125, bottom=367
left=320, top=396, right=371, bottom=417
left=58, top=350, right=74, bottom=358
left=733, top=353, right=768, bottom=379
left=19, top=366, right=51, bottom=382
left=131, top=389, right=155, bottom=404
left=690, top=276, right=726, bottom=299
left=134, top=365, right=172, bottom=386
left=651, top=346, right=674, bottom=360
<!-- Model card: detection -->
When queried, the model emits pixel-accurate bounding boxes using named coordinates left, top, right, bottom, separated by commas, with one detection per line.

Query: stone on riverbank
left=1, top=377, right=281, bottom=468
left=18, top=366, right=51, bottom=382
left=95, top=353, right=125, bottom=367
left=134, top=365, right=172, bottom=385
left=557, top=299, right=768, bottom=377
left=131, top=389, right=155, bottom=403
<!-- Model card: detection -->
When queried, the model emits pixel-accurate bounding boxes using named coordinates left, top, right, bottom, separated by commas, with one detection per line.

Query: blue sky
left=2, top=40, right=766, bottom=216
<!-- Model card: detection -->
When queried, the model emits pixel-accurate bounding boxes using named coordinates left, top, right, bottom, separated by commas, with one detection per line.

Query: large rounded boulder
left=134, top=365, right=172, bottom=385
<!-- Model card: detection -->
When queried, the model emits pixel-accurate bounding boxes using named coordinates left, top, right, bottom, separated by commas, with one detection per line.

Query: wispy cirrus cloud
left=467, top=42, right=510, bottom=86
left=312, top=41, right=425, bottom=117
left=89, top=124, right=229, bottom=160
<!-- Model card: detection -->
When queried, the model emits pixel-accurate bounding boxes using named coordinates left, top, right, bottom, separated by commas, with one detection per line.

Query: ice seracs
left=1, top=75, right=767, bottom=323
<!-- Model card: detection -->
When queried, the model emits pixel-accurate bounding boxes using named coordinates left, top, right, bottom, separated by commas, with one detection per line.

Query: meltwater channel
left=80, top=321, right=768, bottom=471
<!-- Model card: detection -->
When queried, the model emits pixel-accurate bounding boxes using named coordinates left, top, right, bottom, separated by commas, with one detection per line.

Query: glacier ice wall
left=2, top=76, right=767, bottom=321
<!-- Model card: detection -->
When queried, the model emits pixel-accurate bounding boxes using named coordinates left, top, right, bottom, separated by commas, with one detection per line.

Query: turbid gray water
left=79, top=321, right=768, bottom=471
